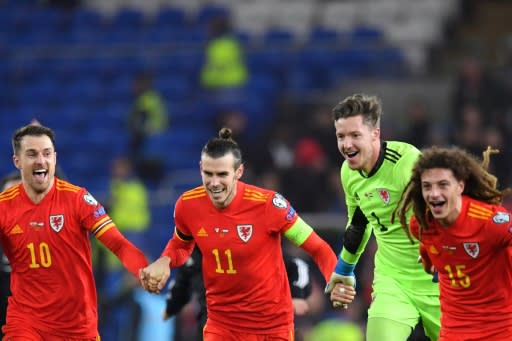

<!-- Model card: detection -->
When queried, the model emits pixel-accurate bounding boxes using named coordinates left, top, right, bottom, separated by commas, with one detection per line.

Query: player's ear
left=458, top=179, right=465, bottom=194
left=12, top=154, right=21, bottom=170
left=372, top=127, right=380, bottom=140
left=235, top=163, right=244, bottom=180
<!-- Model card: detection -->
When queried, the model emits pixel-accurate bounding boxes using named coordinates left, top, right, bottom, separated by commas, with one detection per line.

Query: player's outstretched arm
left=284, top=217, right=338, bottom=281
left=97, top=226, right=149, bottom=278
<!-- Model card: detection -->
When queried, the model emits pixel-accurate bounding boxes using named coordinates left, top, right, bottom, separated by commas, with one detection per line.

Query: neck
left=439, top=197, right=463, bottom=227
left=363, top=140, right=382, bottom=174
left=24, top=178, right=54, bottom=204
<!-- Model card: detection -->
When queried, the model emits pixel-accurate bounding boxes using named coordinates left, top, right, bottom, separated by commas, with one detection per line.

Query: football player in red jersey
left=140, top=127, right=353, bottom=341
left=0, top=124, right=149, bottom=340
left=395, top=146, right=512, bottom=341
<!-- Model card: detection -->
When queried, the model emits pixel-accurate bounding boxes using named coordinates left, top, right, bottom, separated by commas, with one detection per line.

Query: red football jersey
left=0, top=179, right=118, bottom=337
left=411, top=195, right=512, bottom=339
left=170, top=181, right=298, bottom=333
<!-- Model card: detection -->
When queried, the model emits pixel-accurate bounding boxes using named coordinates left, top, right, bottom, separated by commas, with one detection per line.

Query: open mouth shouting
left=428, top=199, right=446, bottom=216
left=32, top=169, right=48, bottom=184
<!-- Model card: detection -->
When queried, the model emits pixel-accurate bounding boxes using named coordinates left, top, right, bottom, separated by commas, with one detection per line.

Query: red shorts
left=203, top=320, right=294, bottom=341
left=2, top=324, right=100, bottom=341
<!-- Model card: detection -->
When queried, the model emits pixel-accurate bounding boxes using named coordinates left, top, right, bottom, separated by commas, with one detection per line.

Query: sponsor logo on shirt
left=197, top=227, right=208, bottom=237
left=9, top=224, right=23, bottom=235
left=49, top=214, right=64, bottom=233
left=93, top=207, right=106, bottom=218
left=377, top=188, right=390, bottom=205
left=442, top=245, right=456, bottom=254
left=214, top=227, right=229, bottom=237
left=83, top=192, right=98, bottom=206
left=29, top=221, right=44, bottom=228
left=463, top=242, right=479, bottom=258
left=492, top=212, right=510, bottom=224
left=429, top=245, right=439, bottom=255
left=286, top=206, right=296, bottom=221
left=272, top=193, right=288, bottom=209
left=237, top=224, right=253, bottom=242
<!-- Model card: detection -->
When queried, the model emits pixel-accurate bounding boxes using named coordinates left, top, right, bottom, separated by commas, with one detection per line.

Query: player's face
left=200, top=153, right=243, bottom=209
left=420, top=168, right=464, bottom=226
left=334, top=115, right=380, bottom=173
left=13, top=134, right=56, bottom=195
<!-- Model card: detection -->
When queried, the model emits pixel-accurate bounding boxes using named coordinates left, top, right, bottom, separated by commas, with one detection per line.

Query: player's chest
left=3, top=203, right=75, bottom=243
left=352, top=179, right=402, bottom=211
left=422, top=231, right=489, bottom=263
left=189, top=217, right=273, bottom=252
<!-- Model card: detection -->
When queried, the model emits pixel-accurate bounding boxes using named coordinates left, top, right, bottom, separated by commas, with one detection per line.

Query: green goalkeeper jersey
left=340, top=141, right=437, bottom=295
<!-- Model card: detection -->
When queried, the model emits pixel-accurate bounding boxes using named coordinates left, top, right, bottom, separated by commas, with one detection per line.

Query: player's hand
left=292, top=298, right=309, bottom=316
left=329, top=282, right=356, bottom=309
left=417, top=255, right=438, bottom=282
left=140, top=256, right=171, bottom=294
left=325, top=272, right=356, bottom=309
left=417, top=255, right=436, bottom=274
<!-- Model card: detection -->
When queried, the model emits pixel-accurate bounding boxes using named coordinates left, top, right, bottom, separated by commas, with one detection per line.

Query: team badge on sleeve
left=83, top=192, right=98, bottom=206
left=272, top=193, right=288, bottom=209
left=492, top=212, right=510, bottom=224
left=50, top=214, right=64, bottom=233
left=237, top=224, right=253, bottom=242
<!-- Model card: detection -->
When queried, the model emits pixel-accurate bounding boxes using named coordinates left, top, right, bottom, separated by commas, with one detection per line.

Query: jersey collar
left=358, top=141, right=386, bottom=178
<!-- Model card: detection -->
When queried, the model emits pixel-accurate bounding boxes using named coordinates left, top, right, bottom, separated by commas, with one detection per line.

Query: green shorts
left=367, top=273, right=440, bottom=341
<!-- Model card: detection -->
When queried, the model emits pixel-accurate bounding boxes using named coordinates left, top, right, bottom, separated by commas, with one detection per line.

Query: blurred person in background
left=395, top=146, right=512, bottom=340
left=94, top=156, right=151, bottom=341
left=325, top=94, right=440, bottom=341
left=0, top=171, right=21, bottom=338
left=140, top=127, right=348, bottom=341
left=200, top=15, right=248, bottom=90
left=452, top=54, right=503, bottom=127
left=0, top=124, right=148, bottom=339
left=282, top=137, right=334, bottom=213
left=127, top=72, right=169, bottom=172
left=402, top=97, right=434, bottom=149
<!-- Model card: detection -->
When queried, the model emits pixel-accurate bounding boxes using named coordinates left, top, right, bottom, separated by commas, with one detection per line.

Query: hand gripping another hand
left=325, top=259, right=357, bottom=309
left=139, top=256, right=171, bottom=294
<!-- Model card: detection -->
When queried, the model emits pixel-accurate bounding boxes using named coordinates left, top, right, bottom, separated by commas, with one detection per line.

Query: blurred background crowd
left=1, top=0, right=512, bottom=340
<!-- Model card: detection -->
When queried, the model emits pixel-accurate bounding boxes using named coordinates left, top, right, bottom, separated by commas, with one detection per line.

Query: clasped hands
left=139, top=256, right=171, bottom=294
left=325, top=273, right=357, bottom=309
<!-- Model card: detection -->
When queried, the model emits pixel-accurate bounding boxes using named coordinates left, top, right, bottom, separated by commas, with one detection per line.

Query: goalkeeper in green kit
left=325, top=94, right=440, bottom=340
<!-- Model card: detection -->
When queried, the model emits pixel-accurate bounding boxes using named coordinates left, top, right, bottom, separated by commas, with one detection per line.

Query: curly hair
left=394, top=146, right=512, bottom=242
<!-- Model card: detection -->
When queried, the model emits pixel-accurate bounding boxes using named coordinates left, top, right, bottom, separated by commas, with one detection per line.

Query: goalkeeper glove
left=325, top=258, right=356, bottom=294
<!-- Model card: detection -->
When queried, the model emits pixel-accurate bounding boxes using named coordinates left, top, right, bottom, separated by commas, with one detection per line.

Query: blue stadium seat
left=262, top=28, right=296, bottom=48
left=195, top=4, right=230, bottom=29
left=351, top=25, right=384, bottom=44
left=308, top=26, right=343, bottom=46
left=152, top=6, right=187, bottom=29
left=110, top=7, right=145, bottom=32
left=155, top=75, right=194, bottom=102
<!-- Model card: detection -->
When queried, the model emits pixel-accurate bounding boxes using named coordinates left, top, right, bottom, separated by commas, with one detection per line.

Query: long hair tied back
left=202, top=127, right=243, bottom=168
